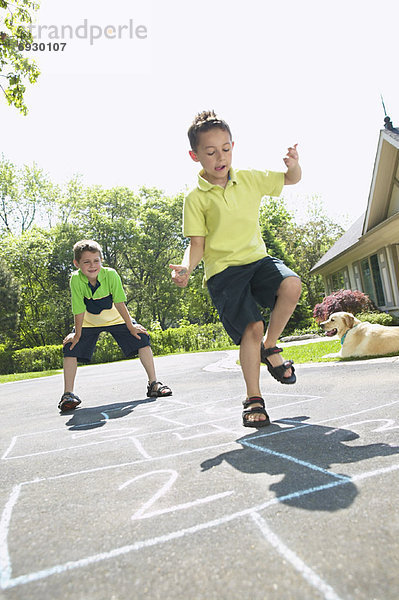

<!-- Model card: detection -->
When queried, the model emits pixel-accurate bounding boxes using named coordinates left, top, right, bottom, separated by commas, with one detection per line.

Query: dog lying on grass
left=320, top=311, right=399, bottom=358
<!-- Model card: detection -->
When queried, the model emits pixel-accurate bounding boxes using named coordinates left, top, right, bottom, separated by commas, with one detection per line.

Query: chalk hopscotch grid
left=1, top=393, right=322, bottom=461
left=1, top=396, right=399, bottom=596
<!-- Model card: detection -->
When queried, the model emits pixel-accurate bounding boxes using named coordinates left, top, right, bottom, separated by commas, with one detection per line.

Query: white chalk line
left=129, top=437, right=152, bottom=459
left=4, top=397, right=399, bottom=475
left=1, top=393, right=320, bottom=460
left=2, top=461, right=398, bottom=590
left=251, top=512, right=344, bottom=600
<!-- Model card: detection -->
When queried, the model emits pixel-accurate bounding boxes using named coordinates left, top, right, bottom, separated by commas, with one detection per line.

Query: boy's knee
left=279, top=276, right=302, bottom=298
left=243, top=320, right=264, bottom=340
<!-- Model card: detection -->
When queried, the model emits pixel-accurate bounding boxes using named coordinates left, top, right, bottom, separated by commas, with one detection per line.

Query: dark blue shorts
left=63, top=322, right=150, bottom=364
left=207, top=256, right=299, bottom=345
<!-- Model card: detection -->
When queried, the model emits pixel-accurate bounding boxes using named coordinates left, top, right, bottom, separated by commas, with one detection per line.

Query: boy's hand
left=170, top=264, right=190, bottom=288
left=283, top=143, right=299, bottom=168
left=128, top=322, right=148, bottom=339
left=63, top=332, right=80, bottom=349
left=283, top=143, right=301, bottom=185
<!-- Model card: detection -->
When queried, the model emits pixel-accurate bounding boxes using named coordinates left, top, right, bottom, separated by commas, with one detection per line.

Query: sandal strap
left=242, top=396, right=265, bottom=409
left=156, top=385, right=170, bottom=394
left=147, top=381, right=160, bottom=392
left=61, top=392, right=80, bottom=401
left=261, top=345, right=283, bottom=357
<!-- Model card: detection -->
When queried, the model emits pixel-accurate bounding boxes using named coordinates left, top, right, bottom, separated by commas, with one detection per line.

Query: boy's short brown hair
left=73, top=239, right=103, bottom=262
left=188, top=110, right=232, bottom=152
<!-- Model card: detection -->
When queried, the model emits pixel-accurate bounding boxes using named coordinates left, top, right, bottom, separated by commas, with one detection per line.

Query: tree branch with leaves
left=0, top=0, right=40, bottom=114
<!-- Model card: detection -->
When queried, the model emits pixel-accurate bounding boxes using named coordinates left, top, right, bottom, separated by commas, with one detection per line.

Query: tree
left=0, top=227, right=76, bottom=346
left=283, top=198, right=345, bottom=309
left=0, top=0, right=40, bottom=114
left=0, top=257, right=20, bottom=341
left=0, top=0, right=40, bottom=113
left=0, top=156, right=59, bottom=234
left=261, top=195, right=345, bottom=311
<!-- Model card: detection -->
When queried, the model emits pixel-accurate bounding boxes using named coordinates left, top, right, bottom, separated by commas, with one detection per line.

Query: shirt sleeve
left=108, top=269, right=127, bottom=303
left=183, top=193, right=207, bottom=237
left=70, top=273, right=87, bottom=315
left=251, top=170, right=285, bottom=198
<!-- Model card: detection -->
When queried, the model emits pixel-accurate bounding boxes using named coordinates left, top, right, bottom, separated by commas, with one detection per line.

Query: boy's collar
left=197, top=167, right=237, bottom=191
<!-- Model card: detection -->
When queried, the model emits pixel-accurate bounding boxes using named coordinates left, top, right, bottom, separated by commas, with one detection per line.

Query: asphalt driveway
left=1, top=350, right=398, bottom=599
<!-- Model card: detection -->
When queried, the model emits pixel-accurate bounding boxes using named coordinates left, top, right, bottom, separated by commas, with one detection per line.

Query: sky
left=1, top=0, right=399, bottom=226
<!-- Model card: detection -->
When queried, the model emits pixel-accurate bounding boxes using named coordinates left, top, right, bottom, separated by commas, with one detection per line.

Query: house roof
left=311, top=126, right=399, bottom=274
left=310, top=214, right=365, bottom=272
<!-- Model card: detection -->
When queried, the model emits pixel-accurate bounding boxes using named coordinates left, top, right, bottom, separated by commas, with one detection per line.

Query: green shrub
left=13, top=345, right=64, bottom=373
left=92, top=333, right=124, bottom=364
left=356, top=312, right=396, bottom=326
left=0, top=345, right=14, bottom=375
left=0, top=323, right=236, bottom=376
left=149, top=323, right=235, bottom=355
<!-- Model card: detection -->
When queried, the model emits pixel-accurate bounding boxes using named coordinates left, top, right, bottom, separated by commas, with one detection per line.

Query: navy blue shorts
left=63, top=322, right=150, bottom=364
left=207, top=256, right=299, bottom=345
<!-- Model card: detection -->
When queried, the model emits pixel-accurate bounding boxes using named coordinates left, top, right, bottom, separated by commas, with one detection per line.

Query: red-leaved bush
left=313, top=289, right=375, bottom=323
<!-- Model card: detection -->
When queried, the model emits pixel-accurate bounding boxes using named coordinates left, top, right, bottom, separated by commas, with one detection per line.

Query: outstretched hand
left=283, top=143, right=299, bottom=169
left=170, top=264, right=190, bottom=288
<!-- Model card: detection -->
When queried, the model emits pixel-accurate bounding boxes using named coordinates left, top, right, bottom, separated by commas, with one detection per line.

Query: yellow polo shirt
left=183, top=168, right=284, bottom=282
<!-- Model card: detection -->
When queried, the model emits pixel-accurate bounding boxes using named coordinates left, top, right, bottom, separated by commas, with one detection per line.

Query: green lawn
left=281, top=340, right=341, bottom=363
left=0, top=369, right=62, bottom=384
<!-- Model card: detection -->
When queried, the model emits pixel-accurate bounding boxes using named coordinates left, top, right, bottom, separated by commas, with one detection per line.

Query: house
left=311, top=123, right=399, bottom=316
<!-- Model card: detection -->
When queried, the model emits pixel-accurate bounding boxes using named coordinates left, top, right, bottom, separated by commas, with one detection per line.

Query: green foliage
left=0, top=156, right=348, bottom=350
left=0, top=227, right=73, bottom=346
left=258, top=195, right=344, bottom=332
left=149, top=323, right=235, bottom=355
left=0, top=344, right=14, bottom=374
left=356, top=311, right=398, bottom=326
left=0, top=0, right=41, bottom=114
left=0, top=323, right=236, bottom=375
left=0, top=156, right=57, bottom=234
left=0, top=258, right=20, bottom=340
left=12, top=344, right=63, bottom=373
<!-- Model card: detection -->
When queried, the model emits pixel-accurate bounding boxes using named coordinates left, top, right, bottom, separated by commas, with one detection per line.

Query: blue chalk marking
left=241, top=439, right=350, bottom=481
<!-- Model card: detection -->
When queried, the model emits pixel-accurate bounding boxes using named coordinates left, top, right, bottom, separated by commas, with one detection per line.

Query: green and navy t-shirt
left=70, top=266, right=127, bottom=327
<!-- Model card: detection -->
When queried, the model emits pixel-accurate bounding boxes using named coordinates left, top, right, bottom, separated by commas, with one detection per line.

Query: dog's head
left=320, top=312, right=359, bottom=338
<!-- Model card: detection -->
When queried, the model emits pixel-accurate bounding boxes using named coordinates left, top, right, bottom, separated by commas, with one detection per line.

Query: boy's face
left=74, top=250, right=102, bottom=283
left=189, top=128, right=234, bottom=186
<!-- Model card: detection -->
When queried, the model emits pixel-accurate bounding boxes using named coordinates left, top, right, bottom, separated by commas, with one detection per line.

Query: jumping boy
left=170, top=110, right=302, bottom=428
left=60, top=239, right=172, bottom=412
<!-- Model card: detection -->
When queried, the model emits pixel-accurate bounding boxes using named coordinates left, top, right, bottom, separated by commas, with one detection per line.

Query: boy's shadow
left=63, top=398, right=156, bottom=431
left=201, top=416, right=399, bottom=512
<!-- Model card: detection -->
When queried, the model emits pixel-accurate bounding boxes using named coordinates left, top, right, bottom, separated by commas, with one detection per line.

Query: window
left=358, top=253, right=387, bottom=306
left=326, top=268, right=351, bottom=294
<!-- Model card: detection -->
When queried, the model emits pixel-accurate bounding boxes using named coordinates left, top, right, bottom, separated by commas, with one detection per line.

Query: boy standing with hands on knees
left=170, top=110, right=301, bottom=428
left=60, top=239, right=172, bottom=412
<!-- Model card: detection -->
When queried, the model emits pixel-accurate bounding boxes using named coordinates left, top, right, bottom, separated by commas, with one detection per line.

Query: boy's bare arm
left=170, top=236, right=205, bottom=288
left=63, top=312, right=85, bottom=349
left=114, top=301, right=149, bottom=339
left=283, top=143, right=302, bottom=185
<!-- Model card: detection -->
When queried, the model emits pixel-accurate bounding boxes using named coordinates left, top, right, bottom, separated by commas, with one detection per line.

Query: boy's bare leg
left=262, top=277, right=302, bottom=376
left=240, top=320, right=265, bottom=423
left=63, top=356, right=78, bottom=393
left=138, top=345, right=156, bottom=384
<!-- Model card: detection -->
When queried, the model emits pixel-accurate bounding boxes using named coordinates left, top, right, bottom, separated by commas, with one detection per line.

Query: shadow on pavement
left=200, top=416, right=399, bottom=512
left=63, top=398, right=156, bottom=431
